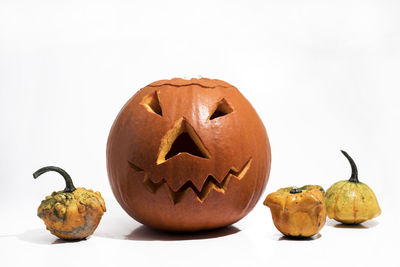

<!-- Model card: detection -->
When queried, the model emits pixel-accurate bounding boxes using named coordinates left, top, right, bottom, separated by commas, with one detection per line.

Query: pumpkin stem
left=33, top=166, right=76, bottom=193
left=341, top=150, right=359, bottom=183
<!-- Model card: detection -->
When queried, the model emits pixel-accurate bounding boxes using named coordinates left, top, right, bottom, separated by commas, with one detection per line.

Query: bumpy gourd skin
left=264, top=186, right=326, bottom=237
left=325, top=181, right=380, bottom=224
left=38, top=188, right=106, bottom=240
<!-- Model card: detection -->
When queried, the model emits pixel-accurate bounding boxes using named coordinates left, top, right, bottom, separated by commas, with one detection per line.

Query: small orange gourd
left=34, top=166, right=106, bottom=240
left=264, top=185, right=326, bottom=238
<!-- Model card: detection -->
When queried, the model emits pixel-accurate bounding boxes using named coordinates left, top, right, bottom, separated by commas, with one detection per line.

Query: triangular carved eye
left=208, top=98, right=233, bottom=120
left=141, top=91, right=162, bottom=116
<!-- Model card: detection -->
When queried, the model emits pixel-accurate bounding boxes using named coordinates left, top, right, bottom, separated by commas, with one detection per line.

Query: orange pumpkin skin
left=107, top=78, right=271, bottom=231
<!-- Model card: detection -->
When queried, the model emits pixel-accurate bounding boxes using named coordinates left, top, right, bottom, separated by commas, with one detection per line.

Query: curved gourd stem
left=341, top=150, right=359, bottom=183
left=33, top=166, right=76, bottom=193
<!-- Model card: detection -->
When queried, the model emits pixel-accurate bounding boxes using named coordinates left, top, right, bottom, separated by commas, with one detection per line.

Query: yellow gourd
left=325, top=151, right=381, bottom=224
left=264, top=185, right=326, bottom=237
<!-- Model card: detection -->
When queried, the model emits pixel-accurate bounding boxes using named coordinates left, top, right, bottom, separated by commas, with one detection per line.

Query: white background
left=1, top=0, right=399, bottom=266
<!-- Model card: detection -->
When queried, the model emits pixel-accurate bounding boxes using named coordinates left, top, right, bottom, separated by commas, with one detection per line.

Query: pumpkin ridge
left=353, top=185, right=357, bottom=223
left=138, top=158, right=252, bottom=204
left=333, top=182, right=347, bottom=219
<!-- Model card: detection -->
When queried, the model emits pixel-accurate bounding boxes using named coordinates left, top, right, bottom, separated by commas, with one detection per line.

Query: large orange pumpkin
left=106, top=78, right=271, bottom=231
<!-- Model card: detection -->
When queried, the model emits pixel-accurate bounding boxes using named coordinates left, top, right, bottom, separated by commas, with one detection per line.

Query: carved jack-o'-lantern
left=106, top=78, right=271, bottom=231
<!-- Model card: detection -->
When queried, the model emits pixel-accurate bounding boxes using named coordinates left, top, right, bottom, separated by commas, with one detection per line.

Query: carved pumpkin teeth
left=156, top=117, right=211, bottom=164
left=132, top=158, right=252, bottom=204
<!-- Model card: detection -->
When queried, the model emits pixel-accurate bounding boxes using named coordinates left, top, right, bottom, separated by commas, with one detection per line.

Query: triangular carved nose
left=157, top=118, right=211, bottom=165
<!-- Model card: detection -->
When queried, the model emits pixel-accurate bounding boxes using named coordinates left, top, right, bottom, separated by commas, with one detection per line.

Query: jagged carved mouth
left=128, top=158, right=252, bottom=204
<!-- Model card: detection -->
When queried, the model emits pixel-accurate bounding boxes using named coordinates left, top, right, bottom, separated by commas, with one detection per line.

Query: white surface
left=1, top=0, right=399, bottom=266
